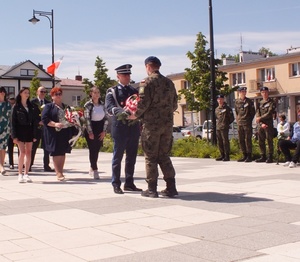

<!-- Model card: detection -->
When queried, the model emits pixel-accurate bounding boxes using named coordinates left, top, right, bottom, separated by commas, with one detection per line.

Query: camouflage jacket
left=256, top=97, right=275, bottom=124
left=235, top=97, right=255, bottom=126
left=215, top=102, right=234, bottom=130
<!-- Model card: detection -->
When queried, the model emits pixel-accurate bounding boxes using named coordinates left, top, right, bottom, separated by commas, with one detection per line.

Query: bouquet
left=117, top=94, right=140, bottom=124
left=57, top=107, right=86, bottom=147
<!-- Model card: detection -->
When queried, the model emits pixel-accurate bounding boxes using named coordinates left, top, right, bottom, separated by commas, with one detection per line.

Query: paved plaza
left=1, top=149, right=300, bottom=261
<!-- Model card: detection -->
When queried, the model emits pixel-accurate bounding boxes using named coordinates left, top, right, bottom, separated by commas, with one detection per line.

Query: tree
left=29, top=70, right=41, bottom=99
left=259, top=47, right=277, bottom=57
left=80, top=56, right=117, bottom=106
left=179, top=32, right=232, bottom=116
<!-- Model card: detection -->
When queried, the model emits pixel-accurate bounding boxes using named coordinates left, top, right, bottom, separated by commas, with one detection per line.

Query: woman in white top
left=84, top=87, right=108, bottom=179
left=277, top=114, right=290, bottom=140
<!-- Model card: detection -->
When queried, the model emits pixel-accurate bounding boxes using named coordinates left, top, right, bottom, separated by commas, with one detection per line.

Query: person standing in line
left=255, top=86, right=276, bottom=163
left=42, top=87, right=75, bottom=181
left=133, top=56, right=178, bottom=198
left=31, top=86, right=54, bottom=172
left=0, top=87, right=12, bottom=175
left=7, top=95, right=16, bottom=170
left=11, top=87, right=37, bottom=183
left=234, top=87, right=256, bottom=162
left=105, top=64, right=141, bottom=194
left=84, top=87, right=108, bottom=180
left=215, top=94, right=235, bottom=161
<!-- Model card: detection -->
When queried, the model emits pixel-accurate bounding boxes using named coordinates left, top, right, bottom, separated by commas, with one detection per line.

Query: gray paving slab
left=0, top=149, right=300, bottom=261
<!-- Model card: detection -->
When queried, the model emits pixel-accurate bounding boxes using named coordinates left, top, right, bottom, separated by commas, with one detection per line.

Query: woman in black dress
left=11, top=87, right=37, bottom=183
left=42, top=87, right=74, bottom=181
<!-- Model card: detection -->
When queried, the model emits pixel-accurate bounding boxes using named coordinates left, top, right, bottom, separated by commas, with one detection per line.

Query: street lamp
left=208, top=0, right=217, bottom=145
left=29, top=9, right=55, bottom=88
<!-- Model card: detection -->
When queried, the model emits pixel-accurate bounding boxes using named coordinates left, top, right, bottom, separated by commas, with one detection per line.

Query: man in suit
left=31, top=86, right=54, bottom=172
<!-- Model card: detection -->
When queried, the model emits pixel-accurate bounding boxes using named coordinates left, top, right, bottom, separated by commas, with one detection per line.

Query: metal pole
left=209, top=0, right=217, bottom=145
left=51, top=9, right=55, bottom=88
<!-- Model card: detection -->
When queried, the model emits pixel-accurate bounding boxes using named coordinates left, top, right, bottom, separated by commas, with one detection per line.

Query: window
left=259, top=68, right=275, bottom=81
left=291, top=62, right=300, bottom=76
left=72, top=95, right=81, bottom=106
left=20, top=69, right=35, bottom=76
left=183, top=80, right=190, bottom=89
left=231, top=72, right=245, bottom=85
left=2, top=86, right=15, bottom=96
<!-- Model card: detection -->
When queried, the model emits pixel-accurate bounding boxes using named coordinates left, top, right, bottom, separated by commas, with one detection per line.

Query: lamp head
left=28, top=15, right=40, bottom=24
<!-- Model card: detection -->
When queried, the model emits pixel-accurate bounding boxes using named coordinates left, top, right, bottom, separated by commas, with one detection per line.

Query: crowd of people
left=0, top=56, right=178, bottom=198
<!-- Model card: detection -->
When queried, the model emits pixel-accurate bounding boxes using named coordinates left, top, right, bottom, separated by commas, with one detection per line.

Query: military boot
left=237, top=153, right=247, bottom=162
left=266, top=154, right=273, bottom=163
left=244, top=153, right=252, bottom=162
left=141, top=182, right=158, bottom=198
left=223, top=154, right=230, bottom=161
left=255, top=155, right=267, bottom=163
left=215, top=155, right=224, bottom=161
left=161, top=178, right=178, bottom=198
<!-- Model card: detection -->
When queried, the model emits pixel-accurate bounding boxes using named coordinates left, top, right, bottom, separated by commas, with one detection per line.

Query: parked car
left=181, top=125, right=203, bottom=139
left=173, top=126, right=184, bottom=140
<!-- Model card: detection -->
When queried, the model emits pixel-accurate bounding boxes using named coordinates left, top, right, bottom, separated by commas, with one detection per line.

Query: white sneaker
left=93, top=170, right=100, bottom=180
left=289, top=162, right=297, bottom=168
left=283, top=161, right=290, bottom=167
left=23, top=174, right=32, bottom=183
left=89, top=170, right=94, bottom=177
left=18, top=174, right=26, bottom=183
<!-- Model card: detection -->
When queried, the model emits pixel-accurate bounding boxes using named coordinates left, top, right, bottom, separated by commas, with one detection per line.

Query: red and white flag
left=47, top=56, right=64, bottom=75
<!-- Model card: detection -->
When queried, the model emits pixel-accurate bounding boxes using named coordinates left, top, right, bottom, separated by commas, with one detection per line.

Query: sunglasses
left=54, top=93, right=62, bottom=96
left=40, top=91, right=47, bottom=93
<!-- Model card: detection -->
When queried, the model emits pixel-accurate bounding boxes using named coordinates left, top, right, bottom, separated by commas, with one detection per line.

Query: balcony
left=249, top=79, right=279, bottom=94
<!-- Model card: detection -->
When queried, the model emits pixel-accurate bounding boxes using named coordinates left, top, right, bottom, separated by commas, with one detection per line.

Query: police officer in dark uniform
left=255, top=86, right=276, bottom=163
left=235, top=87, right=256, bottom=162
left=134, top=56, right=178, bottom=198
left=215, top=94, right=235, bottom=161
left=105, top=64, right=142, bottom=194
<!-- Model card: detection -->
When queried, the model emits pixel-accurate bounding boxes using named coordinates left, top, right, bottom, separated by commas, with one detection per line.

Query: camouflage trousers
left=141, top=125, right=176, bottom=184
left=258, top=126, right=274, bottom=155
left=216, top=128, right=230, bottom=156
left=238, top=125, right=253, bottom=154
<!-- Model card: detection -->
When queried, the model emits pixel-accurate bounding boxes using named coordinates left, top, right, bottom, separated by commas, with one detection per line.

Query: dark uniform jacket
left=215, top=102, right=234, bottom=130
left=135, top=71, right=177, bottom=127
left=256, top=97, right=275, bottom=125
left=235, top=97, right=255, bottom=126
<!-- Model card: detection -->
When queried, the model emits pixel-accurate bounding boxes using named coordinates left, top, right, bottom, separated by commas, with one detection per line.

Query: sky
left=1, top=0, right=300, bottom=83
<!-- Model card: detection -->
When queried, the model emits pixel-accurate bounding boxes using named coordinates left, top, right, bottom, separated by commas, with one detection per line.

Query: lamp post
left=29, top=9, right=55, bottom=88
left=208, top=0, right=217, bottom=145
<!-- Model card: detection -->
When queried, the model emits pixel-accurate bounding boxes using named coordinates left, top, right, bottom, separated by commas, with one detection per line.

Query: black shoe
left=237, top=155, right=247, bottom=162
left=113, top=187, right=124, bottom=194
left=223, top=157, right=230, bottom=162
left=255, top=156, right=267, bottom=163
left=161, top=188, right=178, bottom=198
left=9, top=165, right=14, bottom=170
left=124, top=185, right=142, bottom=191
left=44, top=167, right=55, bottom=172
left=266, top=158, right=273, bottom=163
left=141, top=189, right=158, bottom=198
left=215, top=156, right=224, bottom=161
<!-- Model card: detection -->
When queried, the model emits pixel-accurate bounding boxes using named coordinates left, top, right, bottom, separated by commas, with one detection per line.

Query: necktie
left=40, top=100, right=44, bottom=106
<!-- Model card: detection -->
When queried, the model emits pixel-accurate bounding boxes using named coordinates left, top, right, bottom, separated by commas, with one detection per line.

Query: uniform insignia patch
left=139, top=86, right=145, bottom=94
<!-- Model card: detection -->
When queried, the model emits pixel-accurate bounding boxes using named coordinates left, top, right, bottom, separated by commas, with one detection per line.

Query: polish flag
left=267, top=70, right=271, bottom=81
left=47, top=56, right=63, bottom=75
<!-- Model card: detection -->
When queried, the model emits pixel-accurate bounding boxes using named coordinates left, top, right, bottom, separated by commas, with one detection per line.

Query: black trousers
left=279, top=139, right=298, bottom=162
left=7, top=136, right=15, bottom=166
left=31, top=129, right=50, bottom=168
left=85, top=121, right=105, bottom=171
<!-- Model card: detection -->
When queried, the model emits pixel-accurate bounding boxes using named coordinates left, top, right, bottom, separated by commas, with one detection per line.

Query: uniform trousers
left=216, top=128, right=230, bottom=156
left=257, top=126, right=274, bottom=155
left=111, top=120, right=140, bottom=188
left=141, top=124, right=175, bottom=184
left=237, top=125, right=253, bottom=154
left=85, top=120, right=104, bottom=171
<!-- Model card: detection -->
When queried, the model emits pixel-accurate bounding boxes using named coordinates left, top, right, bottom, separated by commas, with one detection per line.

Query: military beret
left=144, top=56, right=162, bottom=66
left=115, top=64, right=132, bottom=74
left=237, top=86, right=247, bottom=91
left=260, top=86, right=269, bottom=91
left=216, top=94, right=224, bottom=99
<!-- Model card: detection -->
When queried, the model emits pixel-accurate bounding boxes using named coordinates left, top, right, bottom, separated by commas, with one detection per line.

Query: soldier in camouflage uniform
left=215, top=94, right=235, bottom=161
left=255, top=86, right=276, bottom=163
left=134, top=56, right=178, bottom=198
left=235, top=87, right=256, bottom=162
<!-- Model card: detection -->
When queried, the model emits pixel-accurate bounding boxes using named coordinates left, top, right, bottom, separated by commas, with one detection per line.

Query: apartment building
left=168, top=48, right=300, bottom=127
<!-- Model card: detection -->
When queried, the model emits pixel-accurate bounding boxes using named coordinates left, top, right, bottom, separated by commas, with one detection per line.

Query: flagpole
left=29, top=9, right=55, bottom=88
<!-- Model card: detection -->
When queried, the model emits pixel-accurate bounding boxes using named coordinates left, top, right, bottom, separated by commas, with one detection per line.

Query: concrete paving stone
left=252, top=221, right=300, bottom=235
left=0, top=255, right=11, bottom=262
left=168, top=240, right=260, bottom=262
left=258, top=241, right=300, bottom=259
left=29, top=208, right=123, bottom=229
left=34, top=228, right=125, bottom=250
left=241, top=254, right=300, bottom=261
left=0, top=240, right=24, bottom=255
left=218, top=231, right=300, bottom=251
left=3, top=248, right=85, bottom=262
left=257, top=211, right=300, bottom=223
left=170, top=221, right=260, bottom=241
left=0, top=224, right=27, bottom=241
left=66, top=243, right=134, bottom=261
left=221, top=217, right=278, bottom=228
left=97, top=248, right=209, bottom=262
left=11, top=238, right=49, bottom=251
